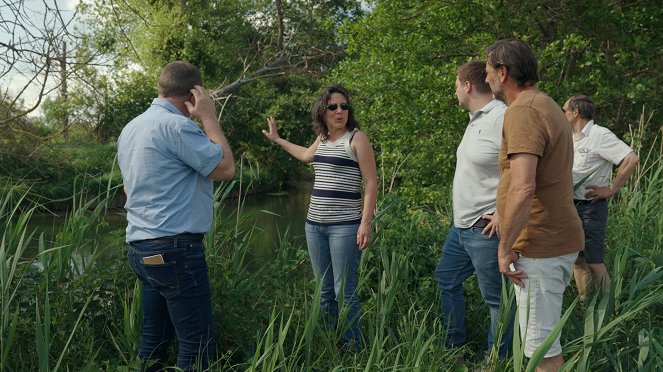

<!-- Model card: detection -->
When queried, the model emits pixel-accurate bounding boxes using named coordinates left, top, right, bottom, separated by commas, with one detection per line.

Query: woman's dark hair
left=312, top=84, right=359, bottom=141
left=485, top=38, right=539, bottom=88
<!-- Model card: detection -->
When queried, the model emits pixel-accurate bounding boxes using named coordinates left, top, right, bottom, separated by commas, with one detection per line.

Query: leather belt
left=574, top=199, right=606, bottom=205
left=472, top=218, right=489, bottom=228
left=135, top=233, right=204, bottom=244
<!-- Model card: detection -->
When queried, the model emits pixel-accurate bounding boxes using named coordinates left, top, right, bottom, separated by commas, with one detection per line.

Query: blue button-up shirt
left=117, top=98, right=223, bottom=242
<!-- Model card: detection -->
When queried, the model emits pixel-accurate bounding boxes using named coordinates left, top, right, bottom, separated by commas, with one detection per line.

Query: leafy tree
left=76, top=0, right=365, bottom=189
left=96, top=71, right=156, bottom=143
left=337, top=0, right=663, bottom=205
left=336, top=1, right=496, bottom=204
left=0, top=94, right=40, bottom=176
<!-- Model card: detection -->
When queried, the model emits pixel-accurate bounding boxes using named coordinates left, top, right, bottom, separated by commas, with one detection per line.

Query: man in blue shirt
left=118, top=61, right=234, bottom=371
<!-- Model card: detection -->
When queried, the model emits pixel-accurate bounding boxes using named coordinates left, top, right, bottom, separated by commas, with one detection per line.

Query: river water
left=27, top=184, right=312, bottom=266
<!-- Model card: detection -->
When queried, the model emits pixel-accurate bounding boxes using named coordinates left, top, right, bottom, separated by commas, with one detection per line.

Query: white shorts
left=514, top=252, right=578, bottom=358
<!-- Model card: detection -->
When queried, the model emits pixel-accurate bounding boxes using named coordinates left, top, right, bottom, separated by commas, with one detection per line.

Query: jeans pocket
left=142, top=261, right=181, bottom=299
left=468, top=226, right=497, bottom=240
left=180, top=243, right=209, bottom=290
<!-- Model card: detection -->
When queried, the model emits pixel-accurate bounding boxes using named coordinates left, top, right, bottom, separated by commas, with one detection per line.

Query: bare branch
left=1, top=0, right=96, bottom=123
left=275, top=0, right=284, bottom=55
left=211, top=57, right=288, bottom=97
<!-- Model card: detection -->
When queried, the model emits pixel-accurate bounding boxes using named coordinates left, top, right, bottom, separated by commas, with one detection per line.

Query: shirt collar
left=151, top=98, right=185, bottom=116
left=580, top=119, right=595, bottom=137
left=469, top=99, right=502, bottom=121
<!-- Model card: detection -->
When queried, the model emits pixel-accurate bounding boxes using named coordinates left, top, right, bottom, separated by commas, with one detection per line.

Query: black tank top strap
left=349, top=128, right=360, bottom=143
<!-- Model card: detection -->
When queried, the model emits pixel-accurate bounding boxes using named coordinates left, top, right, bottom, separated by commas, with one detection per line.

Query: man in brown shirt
left=485, top=39, right=584, bottom=372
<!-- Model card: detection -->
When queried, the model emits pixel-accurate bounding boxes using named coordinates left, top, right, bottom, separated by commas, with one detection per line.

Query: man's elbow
left=217, top=167, right=236, bottom=181
left=209, top=163, right=235, bottom=181
left=621, top=152, right=639, bottom=172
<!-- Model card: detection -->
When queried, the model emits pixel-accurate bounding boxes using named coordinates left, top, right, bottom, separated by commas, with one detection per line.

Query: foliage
left=96, top=71, right=156, bottom=143
left=0, top=95, right=46, bottom=183
left=4, top=1, right=663, bottom=367
left=336, top=0, right=663, bottom=204
left=336, top=1, right=499, bottom=204
left=0, top=141, right=120, bottom=210
left=7, top=0, right=663, bottom=206
left=2, top=150, right=663, bottom=369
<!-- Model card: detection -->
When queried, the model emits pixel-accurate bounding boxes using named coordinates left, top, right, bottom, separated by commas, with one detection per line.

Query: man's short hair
left=457, top=61, right=491, bottom=94
left=568, top=94, right=595, bottom=120
left=485, top=39, right=538, bottom=88
left=157, top=61, right=202, bottom=98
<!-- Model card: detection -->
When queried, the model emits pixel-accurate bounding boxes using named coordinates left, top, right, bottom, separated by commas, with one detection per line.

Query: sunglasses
left=326, top=103, right=351, bottom=111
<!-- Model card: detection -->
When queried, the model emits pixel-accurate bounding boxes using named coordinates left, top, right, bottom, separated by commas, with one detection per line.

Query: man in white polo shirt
left=563, top=94, right=639, bottom=301
left=435, top=61, right=512, bottom=359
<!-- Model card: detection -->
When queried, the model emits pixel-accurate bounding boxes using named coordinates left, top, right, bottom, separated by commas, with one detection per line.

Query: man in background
left=118, top=61, right=234, bottom=371
left=435, top=60, right=512, bottom=360
left=485, top=39, right=584, bottom=372
left=563, top=94, right=638, bottom=301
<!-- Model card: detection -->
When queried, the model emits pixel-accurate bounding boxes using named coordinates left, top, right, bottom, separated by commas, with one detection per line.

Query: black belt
left=472, top=218, right=489, bottom=228
left=134, top=233, right=205, bottom=244
left=574, top=199, right=605, bottom=205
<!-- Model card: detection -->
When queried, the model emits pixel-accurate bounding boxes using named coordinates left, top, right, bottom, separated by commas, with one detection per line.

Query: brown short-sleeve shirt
left=496, top=91, right=584, bottom=258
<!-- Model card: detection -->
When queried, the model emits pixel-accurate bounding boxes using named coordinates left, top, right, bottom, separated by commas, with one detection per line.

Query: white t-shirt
left=453, top=99, right=506, bottom=228
left=572, top=120, right=633, bottom=200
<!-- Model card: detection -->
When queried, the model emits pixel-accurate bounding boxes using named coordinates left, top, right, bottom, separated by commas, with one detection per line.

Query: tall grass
left=1, top=115, right=662, bottom=370
left=228, top=117, right=663, bottom=370
left=0, top=184, right=37, bottom=369
left=1, top=175, right=124, bottom=370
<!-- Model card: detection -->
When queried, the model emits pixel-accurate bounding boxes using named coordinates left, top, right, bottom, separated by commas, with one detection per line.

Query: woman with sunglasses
left=262, top=84, right=377, bottom=350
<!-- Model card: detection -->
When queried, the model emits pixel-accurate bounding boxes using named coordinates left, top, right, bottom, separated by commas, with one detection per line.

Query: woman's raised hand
left=262, top=116, right=281, bottom=142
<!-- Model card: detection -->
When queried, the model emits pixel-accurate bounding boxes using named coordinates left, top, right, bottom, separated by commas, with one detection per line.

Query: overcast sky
left=1, top=0, right=80, bottom=116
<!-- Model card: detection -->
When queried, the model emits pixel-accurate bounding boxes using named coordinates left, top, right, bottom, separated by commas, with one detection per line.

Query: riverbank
left=25, top=182, right=314, bottom=271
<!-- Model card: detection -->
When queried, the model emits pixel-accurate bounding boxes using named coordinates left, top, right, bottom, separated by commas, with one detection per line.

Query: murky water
left=26, top=185, right=313, bottom=266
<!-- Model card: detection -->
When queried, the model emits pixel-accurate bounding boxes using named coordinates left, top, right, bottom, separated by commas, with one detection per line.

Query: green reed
left=0, top=185, right=35, bottom=370
left=495, top=112, right=663, bottom=371
left=107, top=279, right=142, bottom=367
left=2, top=118, right=662, bottom=370
left=41, top=176, right=119, bottom=281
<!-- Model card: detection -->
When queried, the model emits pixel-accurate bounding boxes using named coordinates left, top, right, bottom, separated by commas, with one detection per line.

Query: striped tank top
left=306, top=129, right=363, bottom=225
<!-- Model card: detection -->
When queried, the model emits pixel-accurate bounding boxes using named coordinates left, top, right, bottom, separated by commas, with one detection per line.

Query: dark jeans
left=128, top=237, right=215, bottom=371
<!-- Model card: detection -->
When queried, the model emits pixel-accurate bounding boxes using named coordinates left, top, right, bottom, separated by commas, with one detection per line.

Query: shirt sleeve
left=597, top=129, right=633, bottom=165
left=504, top=107, right=547, bottom=157
left=176, top=120, right=223, bottom=176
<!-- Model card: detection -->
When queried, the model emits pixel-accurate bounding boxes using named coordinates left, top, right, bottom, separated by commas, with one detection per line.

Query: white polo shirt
left=572, top=120, right=633, bottom=200
left=453, top=99, right=506, bottom=228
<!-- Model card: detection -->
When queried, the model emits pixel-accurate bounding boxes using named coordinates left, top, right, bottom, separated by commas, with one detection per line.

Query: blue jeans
left=434, top=226, right=513, bottom=358
left=127, top=237, right=215, bottom=371
left=305, top=222, right=362, bottom=348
